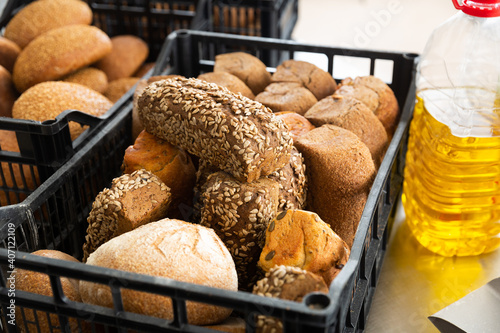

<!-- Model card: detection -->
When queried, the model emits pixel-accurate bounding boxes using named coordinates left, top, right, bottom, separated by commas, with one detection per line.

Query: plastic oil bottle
left=402, top=0, right=500, bottom=256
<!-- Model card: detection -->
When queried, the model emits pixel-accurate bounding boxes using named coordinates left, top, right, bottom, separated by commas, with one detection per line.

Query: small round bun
left=80, top=219, right=238, bottom=325
left=103, top=77, right=140, bottom=103
left=198, top=71, right=255, bottom=99
left=62, top=67, right=109, bottom=94
left=255, top=82, right=317, bottom=115
left=13, top=24, right=112, bottom=92
left=3, top=0, right=93, bottom=49
left=12, top=81, right=113, bottom=140
left=0, top=37, right=21, bottom=73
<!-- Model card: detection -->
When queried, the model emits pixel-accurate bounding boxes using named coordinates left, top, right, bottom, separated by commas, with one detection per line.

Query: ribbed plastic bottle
left=402, top=0, right=500, bottom=256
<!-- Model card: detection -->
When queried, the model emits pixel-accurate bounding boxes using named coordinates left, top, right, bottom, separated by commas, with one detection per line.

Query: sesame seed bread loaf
left=80, top=219, right=238, bottom=325
left=61, top=67, right=109, bottom=94
left=275, top=111, right=316, bottom=143
left=0, top=37, right=21, bottom=73
left=82, top=169, right=172, bottom=262
left=3, top=0, right=93, bottom=49
left=199, top=171, right=281, bottom=290
left=13, top=24, right=112, bottom=92
left=258, top=209, right=350, bottom=286
left=271, top=59, right=338, bottom=101
left=197, top=71, right=255, bottom=100
left=295, top=125, right=377, bottom=248
left=305, top=95, right=389, bottom=168
left=255, top=82, right=318, bottom=115
left=137, top=77, right=294, bottom=183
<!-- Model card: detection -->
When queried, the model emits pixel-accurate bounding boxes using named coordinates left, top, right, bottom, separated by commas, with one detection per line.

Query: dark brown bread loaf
left=198, top=71, right=255, bottom=99
left=137, top=77, right=293, bottom=183
left=295, top=125, right=376, bottom=248
left=305, top=95, right=389, bottom=168
left=271, top=59, right=337, bottom=100
left=255, top=82, right=318, bottom=115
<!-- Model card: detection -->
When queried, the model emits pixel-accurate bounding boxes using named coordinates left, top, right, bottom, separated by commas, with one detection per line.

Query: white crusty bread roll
left=80, top=219, right=238, bottom=326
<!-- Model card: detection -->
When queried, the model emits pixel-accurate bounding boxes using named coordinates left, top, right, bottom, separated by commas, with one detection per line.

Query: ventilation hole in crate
left=374, top=59, right=394, bottom=84
left=292, top=52, right=328, bottom=72
left=303, top=292, right=331, bottom=310
left=333, top=55, right=371, bottom=81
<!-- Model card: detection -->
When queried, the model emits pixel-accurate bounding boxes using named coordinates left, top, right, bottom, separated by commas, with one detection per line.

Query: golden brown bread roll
left=275, top=111, right=316, bottom=143
left=203, top=316, right=246, bottom=333
left=14, top=249, right=83, bottom=333
left=82, top=169, right=172, bottom=262
left=335, top=76, right=400, bottom=137
left=0, top=37, right=21, bottom=73
left=255, top=82, right=318, bottom=115
left=133, top=62, right=156, bottom=78
left=305, top=95, right=389, bottom=168
left=213, top=52, right=271, bottom=95
left=295, top=125, right=376, bottom=248
left=121, top=130, right=197, bottom=220
left=12, top=81, right=113, bottom=140
left=258, top=209, right=349, bottom=286
left=198, top=71, right=255, bottom=99
left=13, top=24, right=112, bottom=92
left=0, top=66, right=18, bottom=118
left=80, top=219, right=238, bottom=326
left=137, top=77, right=293, bottom=183
left=103, top=77, right=140, bottom=103
left=3, top=0, right=93, bottom=49
left=61, top=67, right=109, bottom=94
left=94, top=35, right=149, bottom=82
left=271, top=59, right=337, bottom=100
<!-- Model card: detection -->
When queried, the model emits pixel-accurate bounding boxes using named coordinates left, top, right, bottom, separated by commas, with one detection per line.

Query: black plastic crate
left=0, top=30, right=418, bottom=332
left=0, top=0, right=210, bottom=208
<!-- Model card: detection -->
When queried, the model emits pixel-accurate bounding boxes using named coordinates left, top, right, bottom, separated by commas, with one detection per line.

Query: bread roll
left=122, top=130, right=196, bottom=220
left=0, top=37, right=21, bottom=73
left=94, top=35, right=149, bottom=82
left=13, top=24, right=112, bottom=92
left=61, top=67, right=109, bottom=94
left=14, top=249, right=83, bottom=333
left=255, top=82, right=317, bottom=115
left=80, top=219, right=238, bottom=325
left=133, top=62, right=156, bottom=78
left=258, top=209, right=349, bottom=285
left=12, top=81, right=113, bottom=140
left=271, top=59, right=337, bottom=100
left=103, top=77, right=140, bottom=103
left=198, top=71, right=255, bottom=99
left=213, top=52, right=271, bottom=95
left=137, top=77, right=293, bottom=183
left=275, top=111, right=315, bottom=143
left=82, top=169, right=172, bottom=262
left=203, top=316, right=246, bottom=333
left=295, top=125, right=376, bottom=248
left=0, top=66, right=17, bottom=118
left=4, top=0, right=93, bottom=49
left=335, top=76, right=399, bottom=137
left=305, top=95, right=389, bottom=168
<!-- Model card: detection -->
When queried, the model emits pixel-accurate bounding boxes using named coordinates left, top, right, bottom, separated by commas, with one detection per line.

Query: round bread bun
left=13, top=24, right=112, bottom=93
left=133, top=62, right=156, bottom=78
left=0, top=36, right=21, bottom=73
left=80, top=219, right=238, bottom=326
left=12, top=81, right=113, bottom=140
left=94, top=35, right=149, bottom=82
left=61, top=67, right=109, bottom=94
left=0, top=66, right=18, bottom=118
left=14, top=249, right=82, bottom=333
left=197, top=71, right=255, bottom=99
left=275, top=111, right=315, bottom=143
left=255, top=82, right=318, bottom=115
left=103, top=77, right=140, bottom=103
left=213, top=52, right=271, bottom=95
left=3, top=0, right=93, bottom=49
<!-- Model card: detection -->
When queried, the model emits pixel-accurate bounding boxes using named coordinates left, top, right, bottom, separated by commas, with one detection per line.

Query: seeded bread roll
left=258, top=209, right=349, bottom=286
left=122, top=130, right=196, bottom=220
left=80, top=219, right=238, bottom=325
left=4, top=0, right=93, bottom=49
left=200, top=171, right=280, bottom=290
left=137, top=77, right=293, bottom=183
left=61, top=67, right=109, bottom=94
left=94, top=35, right=149, bottom=82
left=252, top=265, right=329, bottom=333
left=305, top=95, right=389, bottom=168
left=14, top=249, right=83, bottom=333
left=13, top=24, right=112, bottom=92
left=0, top=66, right=17, bottom=118
left=335, top=76, right=399, bottom=137
left=82, top=169, right=172, bottom=262
left=255, top=82, right=318, bottom=115
left=198, top=71, right=255, bottom=100
left=295, top=125, right=376, bottom=248
left=271, top=60, right=337, bottom=101
left=213, top=52, right=271, bottom=95
left=12, top=81, right=113, bottom=140
left=0, top=37, right=21, bottom=73
left=104, top=77, right=140, bottom=103
left=275, top=111, right=316, bottom=143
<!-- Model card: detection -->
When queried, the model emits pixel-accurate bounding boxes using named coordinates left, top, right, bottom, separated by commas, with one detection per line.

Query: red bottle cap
left=452, top=0, right=500, bottom=17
